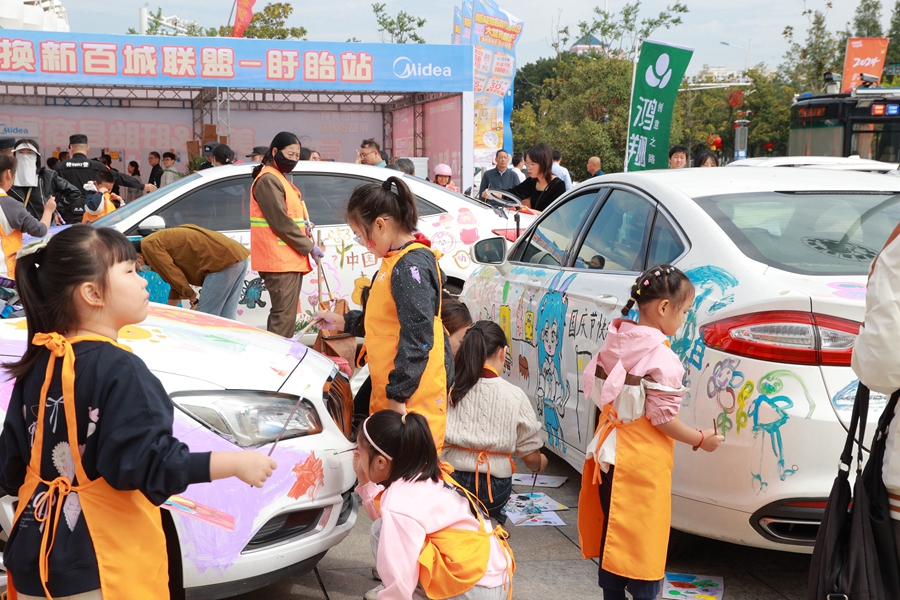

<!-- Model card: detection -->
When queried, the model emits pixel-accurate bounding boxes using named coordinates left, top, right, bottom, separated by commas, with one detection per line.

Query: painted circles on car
left=392, top=57, right=453, bottom=79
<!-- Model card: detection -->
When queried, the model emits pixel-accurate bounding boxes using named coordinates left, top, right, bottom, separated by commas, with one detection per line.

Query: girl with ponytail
left=0, top=225, right=275, bottom=599
left=577, top=264, right=723, bottom=600
left=315, top=176, right=453, bottom=449
left=355, top=410, right=515, bottom=600
left=443, top=321, right=546, bottom=522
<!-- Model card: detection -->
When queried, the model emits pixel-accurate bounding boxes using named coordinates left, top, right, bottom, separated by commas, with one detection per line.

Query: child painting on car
left=0, top=225, right=276, bottom=599
left=577, top=264, right=724, bottom=600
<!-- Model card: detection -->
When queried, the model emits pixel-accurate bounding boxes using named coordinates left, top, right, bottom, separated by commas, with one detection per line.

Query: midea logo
left=393, top=57, right=452, bottom=79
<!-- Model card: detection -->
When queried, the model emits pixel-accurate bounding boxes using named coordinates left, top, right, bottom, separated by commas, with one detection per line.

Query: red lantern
left=764, top=142, right=774, bottom=153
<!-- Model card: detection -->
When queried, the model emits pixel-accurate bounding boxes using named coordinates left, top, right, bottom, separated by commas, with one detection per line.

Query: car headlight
left=171, top=391, right=323, bottom=448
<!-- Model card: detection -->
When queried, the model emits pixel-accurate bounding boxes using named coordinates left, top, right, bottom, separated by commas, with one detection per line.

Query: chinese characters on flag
left=232, top=0, right=257, bottom=38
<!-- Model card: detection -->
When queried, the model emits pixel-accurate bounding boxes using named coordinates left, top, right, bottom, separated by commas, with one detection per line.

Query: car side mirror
left=137, top=215, right=166, bottom=234
left=472, top=237, right=508, bottom=265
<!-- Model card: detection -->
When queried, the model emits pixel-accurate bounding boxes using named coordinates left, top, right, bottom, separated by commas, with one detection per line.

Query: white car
left=728, top=155, right=899, bottom=172
left=95, top=163, right=535, bottom=329
left=461, top=167, right=899, bottom=551
left=0, top=305, right=357, bottom=598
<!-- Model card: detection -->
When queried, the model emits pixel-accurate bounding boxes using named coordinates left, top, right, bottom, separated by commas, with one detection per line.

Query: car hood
left=762, top=267, right=867, bottom=322
left=0, top=305, right=309, bottom=392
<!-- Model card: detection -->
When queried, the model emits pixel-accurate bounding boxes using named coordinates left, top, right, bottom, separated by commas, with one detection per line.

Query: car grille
left=324, top=372, right=354, bottom=440
left=243, top=508, right=325, bottom=552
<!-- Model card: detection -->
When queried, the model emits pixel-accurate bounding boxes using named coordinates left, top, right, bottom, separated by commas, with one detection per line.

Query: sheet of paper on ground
left=506, top=510, right=566, bottom=526
left=662, top=572, right=724, bottom=599
left=511, top=473, right=568, bottom=488
left=504, top=492, right=568, bottom=513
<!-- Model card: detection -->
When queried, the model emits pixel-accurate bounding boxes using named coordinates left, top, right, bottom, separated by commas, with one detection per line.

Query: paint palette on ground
left=511, top=473, right=568, bottom=488
left=663, top=572, right=724, bottom=599
left=507, top=510, right=566, bottom=526
left=163, top=495, right=235, bottom=531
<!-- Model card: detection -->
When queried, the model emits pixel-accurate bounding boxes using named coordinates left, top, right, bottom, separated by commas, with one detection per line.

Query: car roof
left=728, top=156, right=897, bottom=169
left=596, top=165, right=900, bottom=199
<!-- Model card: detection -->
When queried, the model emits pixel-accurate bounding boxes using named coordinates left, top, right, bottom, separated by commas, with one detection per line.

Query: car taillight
left=701, top=311, right=859, bottom=366
left=492, top=228, right=521, bottom=242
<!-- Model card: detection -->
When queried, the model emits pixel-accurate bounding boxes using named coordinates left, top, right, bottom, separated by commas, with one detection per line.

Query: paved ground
left=233, top=453, right=811, bottom=599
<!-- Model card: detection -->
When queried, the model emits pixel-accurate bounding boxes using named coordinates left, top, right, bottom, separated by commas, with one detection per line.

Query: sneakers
left=363, top=584, right=384, bottom=600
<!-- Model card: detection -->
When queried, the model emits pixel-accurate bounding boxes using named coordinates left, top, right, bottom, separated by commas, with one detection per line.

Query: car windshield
left=407, top=175, right=503, bottom=211
left=93, top=174, right=202, bottom=227
left=694, top=191, right=900, bottom=276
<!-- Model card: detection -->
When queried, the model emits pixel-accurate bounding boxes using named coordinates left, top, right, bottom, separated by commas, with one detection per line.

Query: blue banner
left=452, top=7, right=463, bottom=45
left=0, top=31, right=474, bottom=93
left=462, top=0, right=474, bottom=45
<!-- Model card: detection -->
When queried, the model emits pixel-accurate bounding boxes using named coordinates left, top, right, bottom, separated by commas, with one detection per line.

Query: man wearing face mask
left=8, top=139, right=81, bottom=221
left=249, top=131, right=323, bottom=337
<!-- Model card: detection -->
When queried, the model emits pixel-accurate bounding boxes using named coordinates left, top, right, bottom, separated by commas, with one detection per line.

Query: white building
left=0, top=0, right=70, bottom=32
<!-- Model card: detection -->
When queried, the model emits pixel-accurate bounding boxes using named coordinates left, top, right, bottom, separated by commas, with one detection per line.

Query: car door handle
left=527, top=280, right=542, bottom=287
left=595, top=294, right=618, bottom=308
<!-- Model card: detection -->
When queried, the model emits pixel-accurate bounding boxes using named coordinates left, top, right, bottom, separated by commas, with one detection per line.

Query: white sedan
left=95, top=162, right=535, bottom=329
left=461, top=167, right=898, bottom=551
left=0, top=305, right=358, bottom=597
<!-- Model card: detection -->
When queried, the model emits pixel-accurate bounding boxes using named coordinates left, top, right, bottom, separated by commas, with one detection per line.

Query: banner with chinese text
left=452, top=7, right=463, bottom=44
left=471, top=0, right=522, bottom=169
left=625, top=40, right=692, bottom=172
left=842, top=37, right=889, bottom=93
left=232, top=0, right=256, bottom=38
left=0, top=30, right=474, bottom=93
left=462, top=0, right=474, bottom=45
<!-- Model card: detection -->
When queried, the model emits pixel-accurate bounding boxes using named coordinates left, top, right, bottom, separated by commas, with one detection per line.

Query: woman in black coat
left=9, top=139, right=81, bottom=220
left=493, top=142, right=566, bottom=212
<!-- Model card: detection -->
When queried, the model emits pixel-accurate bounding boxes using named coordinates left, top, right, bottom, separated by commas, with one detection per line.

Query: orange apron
left=0, top=189, right=23, bottom=279
left=81, top=194, right=116, bottom=223
left=577, top=402, right=674, bottom=581
left=360, top=242, right=448, bottom=449
left=7, top=333, right=168, bottom=600
left=418, top=471, right=515, bottom=600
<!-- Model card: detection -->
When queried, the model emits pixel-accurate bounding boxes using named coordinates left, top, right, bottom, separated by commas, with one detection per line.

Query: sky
left=57, top=0, right=886, bottom=76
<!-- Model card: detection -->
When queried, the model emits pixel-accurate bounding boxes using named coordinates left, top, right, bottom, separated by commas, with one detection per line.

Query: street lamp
left=720, top=40, right=751, bottom=74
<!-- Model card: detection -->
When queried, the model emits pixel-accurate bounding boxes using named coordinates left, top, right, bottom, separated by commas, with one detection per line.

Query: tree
left=780, top=2, right=842, bottom=94
left=218, top=2, right=307, bottom=39
left=887, top=0, right=900, bottom=65
left=837, top=0, right=884, bottom=66
left=371, top=3, right=426, bottom=44
left=574, top=1, right=689, bottom=61
left=513, top=56, right=574, bottom=110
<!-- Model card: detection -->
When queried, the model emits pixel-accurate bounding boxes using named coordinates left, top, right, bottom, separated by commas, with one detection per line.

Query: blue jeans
left=197, top=259, right=248, bottom=320
left=450, top=470, right=512, bottom=524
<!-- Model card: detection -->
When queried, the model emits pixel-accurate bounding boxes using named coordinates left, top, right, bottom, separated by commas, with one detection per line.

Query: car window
left=153, top=176, right=251, bottom=232
left=515, top=191, right=596, bottom=266
left=647, top=212, right=687, bottom=267
left=573, top=189, right=654, bottom=272
left=99, top=173, right=201, bottom=229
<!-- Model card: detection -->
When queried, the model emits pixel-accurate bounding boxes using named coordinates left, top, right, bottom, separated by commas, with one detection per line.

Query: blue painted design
left=139, top=267, right=171, bottom=304
left=240, top=277, right=267, bottom=310
left=535, top=272, right=575, bottom=453
left=670, top=265, right=739, bottom=371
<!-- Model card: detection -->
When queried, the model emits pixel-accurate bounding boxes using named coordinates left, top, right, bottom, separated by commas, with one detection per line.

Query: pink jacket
left=582, top=318, right=685, bottom=426
left=357, top=477, right=509, bottom=600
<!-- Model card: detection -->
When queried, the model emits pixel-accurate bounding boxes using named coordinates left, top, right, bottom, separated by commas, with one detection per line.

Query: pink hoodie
left=582, top=318, right=685, bottom=426
left=357, top=477, right=510, bottom=600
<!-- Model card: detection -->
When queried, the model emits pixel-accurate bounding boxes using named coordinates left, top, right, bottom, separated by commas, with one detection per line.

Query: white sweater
left=443, top=377, right=544, bottom=478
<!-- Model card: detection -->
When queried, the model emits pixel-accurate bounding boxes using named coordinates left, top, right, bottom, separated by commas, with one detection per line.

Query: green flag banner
left=625, top=40, right=693, bottom=172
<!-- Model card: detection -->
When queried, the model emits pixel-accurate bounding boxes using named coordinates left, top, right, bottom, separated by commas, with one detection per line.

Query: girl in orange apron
left=315, top=176, right=452, bottom=449
left=0, top=225, right=276, bottom=600
left=576, top=264, right=724, bottom=600
left=443, top=321, right=547, bottom=523
left=355, top=410, right=515, bottom=600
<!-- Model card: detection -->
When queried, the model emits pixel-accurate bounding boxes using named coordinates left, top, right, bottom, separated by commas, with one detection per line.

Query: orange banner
left=232, top=0, right=257, bottom=38
left=842, top=37, right=890, bottom=93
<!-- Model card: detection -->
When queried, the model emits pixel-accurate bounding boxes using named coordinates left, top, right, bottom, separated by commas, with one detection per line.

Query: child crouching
left=355, top=410, right=515, bottom=600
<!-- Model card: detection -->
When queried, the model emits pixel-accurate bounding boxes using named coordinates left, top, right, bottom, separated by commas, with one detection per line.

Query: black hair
left=162, top=152, right=176, bottom=161
left=346, top=176, right=418, bottom=234
left=131, top=239, right=142, bottom=255
left=694, top=150, right=718, bottom=168
left=58, top=151, right=69, bottom=160
left=299, top=147, right=313, bottom=161
left=380, top=150, right=390, bottom=162
left=128, top=160, right=141, bottom=176
left=526, top=142, right=553, bottom=180
left=252, top=131, right=301, bottom=178
left=621, top=263, right=694, bottom=318
left=0, top=153, right=16, bottom=182
left=6, top=226, right=138, bottom=379
left=441, top=300, right=472, bottom=337
left=46, top=157, right=58, bottom=170
left=99, top=154, right=112, bottom=167
left=361, top=138, right=381, bottom=152
left=495, top=149, right=509, bottom=158
left=94, top=169, right=115, bottom=185
left=669, top=145, right=689, bottom=159
left=360, top=410, right=440, bottom=487
left=511, top=152, right=524, bottom=166
left=149, top=151, right=161, bottom=160
left=551, top=149, right=562, bottom=161
left=212, top=144, right=234, bottom=166
left=451, top=320, right=506, bottom=405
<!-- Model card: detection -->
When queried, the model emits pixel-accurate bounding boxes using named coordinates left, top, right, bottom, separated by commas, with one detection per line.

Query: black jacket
left=148, top=164, right=163, bottom=188
left=54, top=154, right=143, bottom=223
left=8, top=168, right=81, bottom=219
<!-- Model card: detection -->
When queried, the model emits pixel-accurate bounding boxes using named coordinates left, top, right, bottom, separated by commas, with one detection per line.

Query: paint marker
left=529, top=470, right=538, bottom=498
left=293, top=317, right=325, bottom=340
left=332, top=448, right=356, bottom=455
left=713, top=418, right=718, bottom=436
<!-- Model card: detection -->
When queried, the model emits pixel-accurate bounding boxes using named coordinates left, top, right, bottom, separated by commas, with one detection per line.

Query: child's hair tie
left=643, top=279, right=650, bottom=286
left=362, top=417, right=393, bottom=460
left=382, top=179, right=393, bottom=192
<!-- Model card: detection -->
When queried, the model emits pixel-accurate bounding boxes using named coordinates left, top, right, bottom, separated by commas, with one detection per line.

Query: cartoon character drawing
left=671, top=266, right=739, bottom=372
left=239, top=278, right=267, bottom=309
left=535, top=272, right=575, bottom=452
left=705, top=358, right=744, bottom=436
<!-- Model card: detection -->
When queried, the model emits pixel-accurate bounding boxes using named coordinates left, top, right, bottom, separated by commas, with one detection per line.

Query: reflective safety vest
left=249, top=165, right=312, bottom=274
left=82, top=193, right=116, bottom=223
left=0, top=190, right=23, bottom=279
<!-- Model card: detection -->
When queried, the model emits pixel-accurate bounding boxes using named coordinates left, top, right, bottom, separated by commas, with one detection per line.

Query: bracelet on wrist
left=692, top=429, right=704, bottom=451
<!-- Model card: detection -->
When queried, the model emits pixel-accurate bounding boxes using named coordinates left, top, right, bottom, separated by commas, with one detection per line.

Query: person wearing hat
left=0, top=138, right=15, bottom=157
left=198, top=142, right=219, bottom=171
left=433, top=164, right=460, bottom=192
left=55, top=134, right=155, bottom=223
left=246, top=146, right=268, bottom=163
left=8, top=139, right=81, bottom=221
